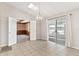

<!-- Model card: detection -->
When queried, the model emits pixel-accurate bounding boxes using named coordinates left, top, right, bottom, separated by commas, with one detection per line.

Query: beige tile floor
left=0, top=40, right=79, bottom=56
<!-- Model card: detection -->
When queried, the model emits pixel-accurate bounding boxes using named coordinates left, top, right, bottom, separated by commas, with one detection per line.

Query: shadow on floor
left=0, top=46, right=12, bottom=53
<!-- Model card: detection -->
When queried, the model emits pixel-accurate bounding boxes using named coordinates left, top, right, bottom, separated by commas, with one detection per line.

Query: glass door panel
left=48, top=16, right=66, bottom=46
left=57, top=17, right=66, bottom=45
left=48, top=19, right=56, bottom=43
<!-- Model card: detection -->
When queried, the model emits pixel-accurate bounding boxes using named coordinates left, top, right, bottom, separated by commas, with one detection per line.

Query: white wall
left=0, top=17, right=8, bottom=47
left=36, top=18, right=48, bottom=40
left=0, top=3, right=31, bottom=19
left=36, top=20, right=41, bottom=39
left=0, top=3, right=32, bottom=47
left=40, top=19, right=48, bottom=40
left=0, top=17, right=2, bottom=47
left=68, top=9, right=79, bottom=49
left=30, top=20, right=36, bottom=40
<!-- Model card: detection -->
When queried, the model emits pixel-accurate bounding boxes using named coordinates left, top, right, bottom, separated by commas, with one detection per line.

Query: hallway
left=0, top=40, right=79, bottom=56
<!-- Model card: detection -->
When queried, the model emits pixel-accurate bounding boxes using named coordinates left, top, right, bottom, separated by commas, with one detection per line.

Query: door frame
left=16, top=19, right=31, bottom=43
left=47, top=15, right=68, bottom=46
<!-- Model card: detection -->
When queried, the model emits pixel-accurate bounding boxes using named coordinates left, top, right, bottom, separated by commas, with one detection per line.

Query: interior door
left=8, top=17, right=17, bottom=46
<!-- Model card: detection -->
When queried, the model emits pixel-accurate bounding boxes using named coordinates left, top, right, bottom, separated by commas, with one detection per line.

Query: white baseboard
left=69, top=46, right=79, bottom=50
left=0, top=44, right=7, bottom=48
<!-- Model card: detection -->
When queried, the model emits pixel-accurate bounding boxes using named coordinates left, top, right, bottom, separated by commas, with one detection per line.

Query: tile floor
left=0, top=40, right=79, bottom=56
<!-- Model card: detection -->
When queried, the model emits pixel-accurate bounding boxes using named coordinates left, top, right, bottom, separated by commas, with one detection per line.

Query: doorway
left=17, top=20, right=30, bottom=43
left=48, top=16, right=66, bottom=46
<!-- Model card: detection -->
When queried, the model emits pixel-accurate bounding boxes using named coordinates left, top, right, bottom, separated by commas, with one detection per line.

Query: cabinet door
left=8, top=17, right=17, bottom=46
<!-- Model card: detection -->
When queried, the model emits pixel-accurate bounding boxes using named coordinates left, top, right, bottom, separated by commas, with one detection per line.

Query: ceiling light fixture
left=36, top=3, right=43, bottom=20
left=28, top=3, right=38, bottom=10
left=28, top=3, right=34, bottom=9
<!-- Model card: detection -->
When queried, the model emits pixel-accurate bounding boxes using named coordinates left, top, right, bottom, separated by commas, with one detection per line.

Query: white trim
left=0, top=44, right=7, bottom=48
left=70, top=46, right=79, bottom=50
left=46, top=19, right=49, bottom=41
left=65, top=13, right=73, bottom=47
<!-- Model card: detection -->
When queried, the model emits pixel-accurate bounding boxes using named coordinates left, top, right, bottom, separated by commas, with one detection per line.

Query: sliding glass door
left=56, top=17, right=66, bottom=45
left=48, top=19, right=56, bottom=43
left=48, top=16, right=66, bottom=46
